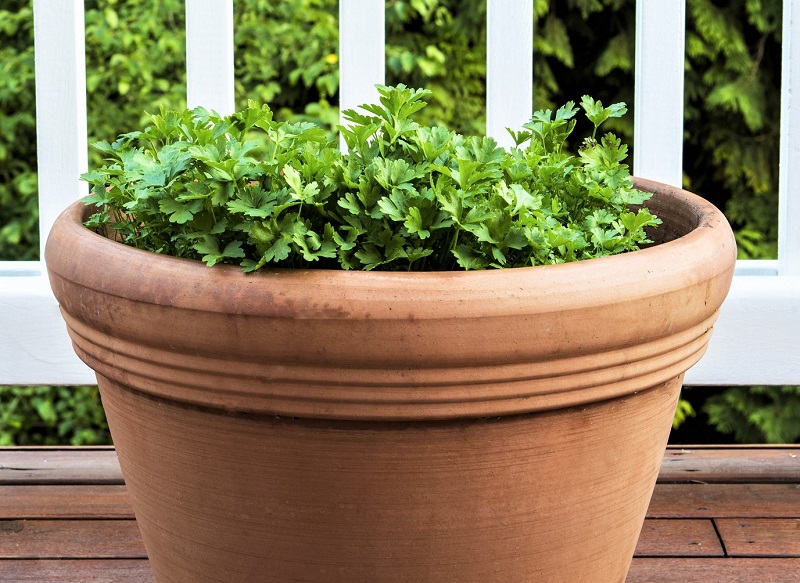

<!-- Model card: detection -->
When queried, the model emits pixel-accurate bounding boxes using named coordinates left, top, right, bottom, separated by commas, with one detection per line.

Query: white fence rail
left=1, top=0, right=799, bottom=386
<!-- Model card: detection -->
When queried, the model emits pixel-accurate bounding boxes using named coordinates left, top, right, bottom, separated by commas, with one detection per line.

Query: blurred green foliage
left=685, top=0, right=783, bottom=259
left=704, top=386, right=800, bottom=443
left=672, top=399, right=697, bottom=430
left=0, top=0, right=794, bottom=443
left=0, top=2, right=38, bottom=260
left=0, top=386, right=110, bottom=445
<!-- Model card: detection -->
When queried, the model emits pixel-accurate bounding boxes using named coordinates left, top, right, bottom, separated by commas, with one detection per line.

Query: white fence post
left=779, top=0, right=800, bottom=276
left=186, top=0, right=235, bottom=114
left=633, top=0, right=686, bottom=187
left=339, top=0, right=385, bottom=133
left=33, top=0, right=88, bottom=258
left=486, top=0, right=533, bottom=148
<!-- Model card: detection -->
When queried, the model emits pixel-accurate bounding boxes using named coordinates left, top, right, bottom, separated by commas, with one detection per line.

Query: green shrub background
left=0, top=386, right=110, bottom=445
left=1, top=0, right=798, bottom=444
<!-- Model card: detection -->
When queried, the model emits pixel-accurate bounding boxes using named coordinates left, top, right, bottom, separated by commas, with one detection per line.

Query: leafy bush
left=0, top=385, right=110, bottom=445
left=684, top=0, right=782, bottom=259
left=0, top=2, right=38, bottom=261
left=704, top=386, right=800, bottom=443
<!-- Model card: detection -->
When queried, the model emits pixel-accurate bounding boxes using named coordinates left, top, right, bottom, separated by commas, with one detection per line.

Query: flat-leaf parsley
left=82, top=85, right=660, bottom=271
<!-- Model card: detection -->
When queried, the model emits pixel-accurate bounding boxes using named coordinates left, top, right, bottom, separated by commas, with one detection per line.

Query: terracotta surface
left=46, top=178, right=736, bottom=582
left=102, top=374, right=680, bottom=583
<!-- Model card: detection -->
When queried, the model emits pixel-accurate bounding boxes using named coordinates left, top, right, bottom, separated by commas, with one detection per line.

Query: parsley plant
left=82, top=85, right=660, bottom=271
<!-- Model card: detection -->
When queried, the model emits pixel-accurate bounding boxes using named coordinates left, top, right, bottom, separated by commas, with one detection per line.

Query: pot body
left=46, top=178, right=736, bottom=583
left=102, top=373, right=680, bottom=583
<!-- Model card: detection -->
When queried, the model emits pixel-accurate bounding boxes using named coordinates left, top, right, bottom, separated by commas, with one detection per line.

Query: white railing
left=1, top=0, right=799, bottom=386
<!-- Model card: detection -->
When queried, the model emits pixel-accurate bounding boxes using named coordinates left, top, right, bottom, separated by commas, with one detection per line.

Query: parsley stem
left=450, top=228, right=460, bottom=251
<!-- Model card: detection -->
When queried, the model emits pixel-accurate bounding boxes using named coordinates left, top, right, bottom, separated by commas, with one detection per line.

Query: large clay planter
left=46, top=178, right=735, bottom=583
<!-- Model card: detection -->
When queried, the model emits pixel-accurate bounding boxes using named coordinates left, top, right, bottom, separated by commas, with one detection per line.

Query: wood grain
left=0, top=519, right=145, bottom=559
left=0, top=447, right=798, bottom=581
left=627, top=558, right=800, bottom=582
left=0, top=486, right=133, bottom=519
left=0, top=448, right=123, bottom=485
left=635, top=519, right=724, bottom=557
left=717, top=518, right=800, bottom=557
left=648, top=484, right=800, bottom=518
left=0, top=559, right=154, bottom=582
left=660, top=447, right=800, bottom=483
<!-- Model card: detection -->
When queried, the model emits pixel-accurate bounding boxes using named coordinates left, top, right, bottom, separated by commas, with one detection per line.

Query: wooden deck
left=0, top=446, right=798, bottom=582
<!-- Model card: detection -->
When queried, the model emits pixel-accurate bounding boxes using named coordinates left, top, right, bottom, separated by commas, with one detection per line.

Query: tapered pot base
left=100, top=374, right=681, bottom=583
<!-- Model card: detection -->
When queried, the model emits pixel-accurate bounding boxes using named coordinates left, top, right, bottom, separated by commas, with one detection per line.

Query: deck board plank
left=0, top=448, right=123, bottom=485
left=647, top=484, right=800, bottom=518
left=0, top=559, right=155, bottom=582
left=0, top=486, right=133, bottom=519
left=635, top=519, right=724, bottom=557
left=627, top=558, right=800, bottom=582
left=0, top=518, right=735, bottom=562
left=716, top=518, right=800, bottom=557
left=0, top=519, right=145, bottom=559
left=659, top=447, right=800, bottom=483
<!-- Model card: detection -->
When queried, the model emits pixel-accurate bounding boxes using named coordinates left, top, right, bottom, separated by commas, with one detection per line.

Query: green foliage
left=0, top=1, right=38, bottom=260
left=234, top=0, right=339, bottom=110
left=0, top=385, right=111, bottom=445
left=679, top=0, right=787, bottom=439
left=83, top=0, right=187, bottom=138
left=672, top=399, right=697, bottom=430
left=524, top=0, right=789, bottom=441
left=83, top=85, right=657, bottom=272
left=703, top=386, right=800, bottom=443
left=684, top=0, right=782, bottom=260
left=527, top=0, right=781, bottom=263
left=385, top=0, right=488, bottom=133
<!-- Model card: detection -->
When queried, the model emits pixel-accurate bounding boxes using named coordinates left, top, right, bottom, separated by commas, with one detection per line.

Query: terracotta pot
left=46, top=178, right=735, bottom=583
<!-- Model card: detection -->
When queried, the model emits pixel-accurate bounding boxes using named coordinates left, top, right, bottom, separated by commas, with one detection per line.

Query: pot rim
left=47, top=177, right=733, bottom=320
